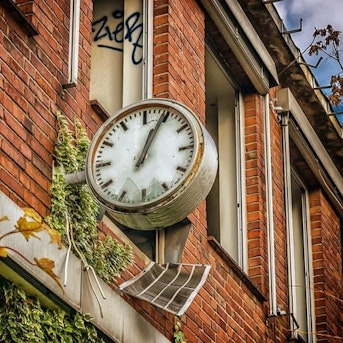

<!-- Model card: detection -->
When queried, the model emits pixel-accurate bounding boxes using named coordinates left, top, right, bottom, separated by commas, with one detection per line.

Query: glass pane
left=291, top=176, right=308, bottom=342
left=91, top=0, right=143, bottom=113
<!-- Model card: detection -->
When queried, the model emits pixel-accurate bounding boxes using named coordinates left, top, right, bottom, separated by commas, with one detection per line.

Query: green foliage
left=45, top=112, right=133, bottom=283
left=0, top=277, right=104, bottom=343
left=173, top=318, right=186, bottom=343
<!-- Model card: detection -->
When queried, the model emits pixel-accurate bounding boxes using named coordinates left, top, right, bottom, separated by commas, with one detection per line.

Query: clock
left=86, top=98, right=218, bottom=230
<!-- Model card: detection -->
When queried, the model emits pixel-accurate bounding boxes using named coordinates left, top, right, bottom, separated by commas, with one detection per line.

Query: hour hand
left=135, top=128, right=155, bottom=167
left=135, top=112, right=167, bottom=168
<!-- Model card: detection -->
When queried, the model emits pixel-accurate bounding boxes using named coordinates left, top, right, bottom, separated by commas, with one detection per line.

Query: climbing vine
left=174, top=317, right=186, bottom=343
left=0, top=277, right=104, bottom=342
left=45, top=112, right=133, bottom=283
left=0, top=113, right=134, bottom=342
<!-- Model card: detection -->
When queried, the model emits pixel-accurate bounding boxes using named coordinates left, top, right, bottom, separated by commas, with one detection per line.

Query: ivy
left=45, top=112, right=133, bottom=283
left=0, top=277, right=104, bottom=342
left=173, top=318, right=186, bottom=343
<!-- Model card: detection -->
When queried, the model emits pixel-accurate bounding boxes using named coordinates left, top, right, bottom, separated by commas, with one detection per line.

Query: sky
left=275, top=0, right=343, bottom=120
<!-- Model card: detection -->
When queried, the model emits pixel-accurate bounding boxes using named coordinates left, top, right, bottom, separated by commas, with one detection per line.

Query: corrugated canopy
left=119, top=262, right=211, bottom=316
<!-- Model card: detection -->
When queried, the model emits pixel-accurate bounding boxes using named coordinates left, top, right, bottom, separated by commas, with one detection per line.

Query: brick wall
left=153, top=0, right=205, bottom=122
left=1, top=2, right=55, bottom=214
left=310, top=189, right=343, bottom=341
left=0, top=0, right=102, bottom=217
left=244, top=93, right=269, bottom=295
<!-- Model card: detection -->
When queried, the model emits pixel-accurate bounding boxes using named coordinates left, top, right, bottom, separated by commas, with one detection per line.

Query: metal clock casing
left=86, top=98, right=218, bottom=230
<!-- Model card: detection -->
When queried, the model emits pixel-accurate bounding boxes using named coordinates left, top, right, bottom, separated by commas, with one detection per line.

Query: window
left=287, top=172, right=315, bottom=342
left=66, top=0, right=80, bottom=86
left=91, top=0, right=151, bottom=114
left=205, top=48, right=246, bottom=269
left=282, top=109, right=315, bottom=342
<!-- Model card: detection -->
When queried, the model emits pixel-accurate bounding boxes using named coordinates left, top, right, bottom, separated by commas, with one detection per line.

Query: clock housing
left=86, top=99, right=217, bottom=230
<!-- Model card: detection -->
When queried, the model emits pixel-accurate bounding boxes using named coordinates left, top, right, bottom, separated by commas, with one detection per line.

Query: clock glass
left=87, top=104, right=198, bottom=210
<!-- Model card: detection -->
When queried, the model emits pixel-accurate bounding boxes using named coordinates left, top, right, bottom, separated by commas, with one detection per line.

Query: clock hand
left=135, top=111, right=167, bottom=168
left=135, top=128, right=155, bottom=167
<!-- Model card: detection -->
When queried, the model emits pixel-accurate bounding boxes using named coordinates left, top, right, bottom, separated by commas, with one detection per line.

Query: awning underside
left=119, top=262, right=211, bottom=316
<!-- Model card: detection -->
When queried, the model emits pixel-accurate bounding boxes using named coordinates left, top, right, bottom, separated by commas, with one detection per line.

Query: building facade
left=1, top=0, right=342, bottom=342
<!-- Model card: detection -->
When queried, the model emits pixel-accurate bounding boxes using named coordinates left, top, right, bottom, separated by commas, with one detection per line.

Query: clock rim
left=86, top=99, right=204, bottom=212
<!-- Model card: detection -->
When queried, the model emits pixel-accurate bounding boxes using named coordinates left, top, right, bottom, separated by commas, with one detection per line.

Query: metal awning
left=119, top=262, right=211, bottom=316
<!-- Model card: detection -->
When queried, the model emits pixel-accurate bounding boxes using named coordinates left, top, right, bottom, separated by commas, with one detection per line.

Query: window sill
left=0, top=0, right=38, bottom=36
left=207, top=236, right=266, bottom=302
left=90, top=100, right=110, bottom=122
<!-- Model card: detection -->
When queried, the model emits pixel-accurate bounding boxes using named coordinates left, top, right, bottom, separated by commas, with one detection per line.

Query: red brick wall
left=0, top=0, right=101, bottom=217
left=153, top=0, right=205, bottom=122
left=310, top=189, right=343, bottom=341
left=244, top=93, right=269, bottom=295
left=1, top=2, right=55, bottom=214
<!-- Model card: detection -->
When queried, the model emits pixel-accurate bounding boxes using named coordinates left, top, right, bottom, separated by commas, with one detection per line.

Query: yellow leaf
left=34, top=257, right=64, bottom=293
left=0, top=247, right=8, bottom=257
left=23, top=207, right=43, bottom=223
left=0, top=216, right=9, bottom=222
left=44, top=224, right=63, bottom=249
left=16, top=217, right=43, bottom=240
left=35, top=257, right=55, bottom=271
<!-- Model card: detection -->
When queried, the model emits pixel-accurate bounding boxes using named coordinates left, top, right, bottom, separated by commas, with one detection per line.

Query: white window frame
left=264, top=94, right=277, bottom=315
left=65, top=0, right=152, bottom=93
left=142, top=0, right=153, bottom=99
left=236, top=92, right=247, bottom=270
left=90, top=0, right=152, bottom=113
left=291, top=171, right=315, bottom=342
left=205, top=47, right=247, bottom=271
left=66, top=0, right=80, bottom=87
left=282, top=112, right=315, bottom=342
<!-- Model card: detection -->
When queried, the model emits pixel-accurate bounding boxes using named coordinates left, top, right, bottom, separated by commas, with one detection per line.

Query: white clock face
left=87, top=104, right=198, bottom=209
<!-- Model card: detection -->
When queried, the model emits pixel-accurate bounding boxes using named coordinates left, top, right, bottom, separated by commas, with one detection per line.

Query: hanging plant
left=45, top=112, right=133, bottom=283
left=0, top=277, right=104, bottom=342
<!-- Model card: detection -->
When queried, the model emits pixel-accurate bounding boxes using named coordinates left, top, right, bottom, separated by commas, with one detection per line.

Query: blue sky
left=275, top=0, right=343, bottom=121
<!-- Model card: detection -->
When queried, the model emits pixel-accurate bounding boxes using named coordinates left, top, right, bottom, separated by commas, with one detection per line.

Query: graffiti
left=92, top=9, right=143, bottom=65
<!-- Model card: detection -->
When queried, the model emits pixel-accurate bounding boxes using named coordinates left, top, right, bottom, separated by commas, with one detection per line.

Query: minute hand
left=135, top=112, right=167, bottom=168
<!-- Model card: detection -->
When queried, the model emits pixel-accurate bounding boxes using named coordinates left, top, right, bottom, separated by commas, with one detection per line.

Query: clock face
left=87, top=103, right=199, bottom=210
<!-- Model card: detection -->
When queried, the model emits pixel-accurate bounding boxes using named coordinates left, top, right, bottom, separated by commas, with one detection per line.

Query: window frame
left=291, top=171, right=315, bottom=342
left=66, top=0, right=80, bottom=87
left=88, top=0, right=152, bottom=113
left=205, top=47, right=247, bottom=271
left=282, top=111, right=315, bottom=342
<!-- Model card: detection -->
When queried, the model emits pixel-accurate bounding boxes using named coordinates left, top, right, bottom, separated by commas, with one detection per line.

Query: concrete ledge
left=0, top=192, right=170, bottom=343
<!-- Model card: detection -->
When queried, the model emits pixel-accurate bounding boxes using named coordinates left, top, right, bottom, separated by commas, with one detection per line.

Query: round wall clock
left=86, top=98, right=218, bottom=230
